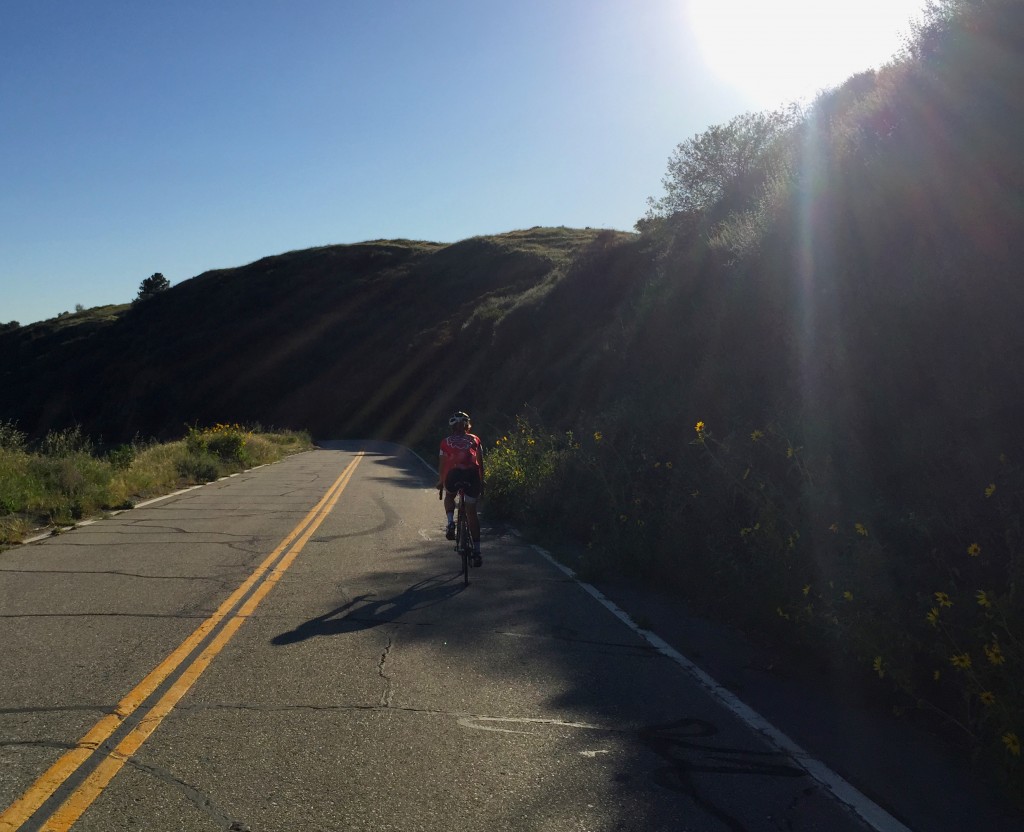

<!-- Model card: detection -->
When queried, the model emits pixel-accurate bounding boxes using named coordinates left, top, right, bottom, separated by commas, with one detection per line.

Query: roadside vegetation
left=487, top=414, right=1023, bottom=801
left=0, top=421, right=311, bottom=546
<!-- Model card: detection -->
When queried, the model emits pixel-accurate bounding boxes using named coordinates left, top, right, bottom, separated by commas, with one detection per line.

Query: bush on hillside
left=0, top=420, right=26, bottom=451
left=40, top=425, right=93, bottom=458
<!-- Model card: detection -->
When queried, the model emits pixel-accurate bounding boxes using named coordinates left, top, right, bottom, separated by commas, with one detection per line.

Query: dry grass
left=0, top=427, right=312, bottom=546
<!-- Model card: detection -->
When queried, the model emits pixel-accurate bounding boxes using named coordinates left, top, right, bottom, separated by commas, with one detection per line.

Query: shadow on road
left=270, top=573, right=464, bottom=644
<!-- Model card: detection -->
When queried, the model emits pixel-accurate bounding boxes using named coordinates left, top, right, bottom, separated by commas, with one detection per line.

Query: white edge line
left=408, top=448, right=438, bottom=476
left=528, top=542, right=915, bottom=832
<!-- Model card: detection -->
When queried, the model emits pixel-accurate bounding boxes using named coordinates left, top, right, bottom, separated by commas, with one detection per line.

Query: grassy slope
left=0, top=229, right=629, bottom=445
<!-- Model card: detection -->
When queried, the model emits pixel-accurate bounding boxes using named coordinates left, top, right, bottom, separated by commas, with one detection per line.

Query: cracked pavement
left=1, top=442, right=886, bottom=831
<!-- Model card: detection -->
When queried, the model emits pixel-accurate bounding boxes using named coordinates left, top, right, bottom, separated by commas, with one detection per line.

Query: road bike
left=440, top=481, right=475, bottom=587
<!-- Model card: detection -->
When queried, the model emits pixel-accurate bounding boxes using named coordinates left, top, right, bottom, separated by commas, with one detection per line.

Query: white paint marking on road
left=133, top=484, right=205, bottom=509
left=458, top=716, right=607, bottom=735
left=580, top=750, right=610, bottom=758
left=528, top=544, right=914, bottom=832
left=408, top=448, right=438, bottom=475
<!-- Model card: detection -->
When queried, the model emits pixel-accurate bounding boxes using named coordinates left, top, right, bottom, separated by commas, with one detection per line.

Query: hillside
left=0, top=228, right=640, bottom=445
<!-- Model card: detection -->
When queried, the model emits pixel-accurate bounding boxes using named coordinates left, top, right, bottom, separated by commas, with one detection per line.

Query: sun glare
left=689, top=0, right=927, bottom=107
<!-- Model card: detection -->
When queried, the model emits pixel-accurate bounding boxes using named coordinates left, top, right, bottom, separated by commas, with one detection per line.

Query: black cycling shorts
left=445, top=468, right=481, bottom=502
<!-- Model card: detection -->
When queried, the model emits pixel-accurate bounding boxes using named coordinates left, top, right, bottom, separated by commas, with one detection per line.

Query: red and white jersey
left=439, top=432, right=483, bottom=475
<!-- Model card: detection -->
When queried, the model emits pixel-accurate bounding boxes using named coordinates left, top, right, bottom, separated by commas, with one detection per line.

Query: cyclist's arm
left=437, top=447, right=449, bottom=488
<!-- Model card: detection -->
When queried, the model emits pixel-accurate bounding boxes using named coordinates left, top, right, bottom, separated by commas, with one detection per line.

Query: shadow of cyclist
left=270, top=573, right=463, bottom=645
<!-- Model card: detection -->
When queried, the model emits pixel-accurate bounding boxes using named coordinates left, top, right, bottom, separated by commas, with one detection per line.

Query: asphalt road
left=1, top=441, right=909, bottom=831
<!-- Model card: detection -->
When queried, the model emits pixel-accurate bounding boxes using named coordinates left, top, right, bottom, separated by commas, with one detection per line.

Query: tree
left=136, top=272, right=170, bottom=301
left=643, top=106, right=801, bottom=221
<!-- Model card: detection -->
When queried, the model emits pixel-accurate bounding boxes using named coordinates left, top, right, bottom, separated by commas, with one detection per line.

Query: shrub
left=486, top=416, right=584, bottom=526
left=26, top=452, right=112, bottom=524
left=39, top=425, right=92, bottom=458
left=186, top=424, right=252, bottom=465
left=0, top=420, right=26, bottom=451
left=106, top=444, right=136, bottom=470
left=175, top=452, right=220, bottom=484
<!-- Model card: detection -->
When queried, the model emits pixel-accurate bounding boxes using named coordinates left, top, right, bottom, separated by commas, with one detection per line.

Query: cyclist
left=437, top=410, right=485, bottom=566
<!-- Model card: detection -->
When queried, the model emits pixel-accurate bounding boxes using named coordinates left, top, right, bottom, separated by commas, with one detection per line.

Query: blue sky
left=2, top=0, right=925, bottom=324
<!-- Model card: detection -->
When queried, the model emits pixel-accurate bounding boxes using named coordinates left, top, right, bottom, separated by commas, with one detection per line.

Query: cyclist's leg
left=442, top=472, right=458, bottom=538
left=462, top=469, right=483, bottom=563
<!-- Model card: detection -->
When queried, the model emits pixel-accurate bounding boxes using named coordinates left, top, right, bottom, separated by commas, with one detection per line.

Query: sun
left=689, top=0, right=927, bottom=108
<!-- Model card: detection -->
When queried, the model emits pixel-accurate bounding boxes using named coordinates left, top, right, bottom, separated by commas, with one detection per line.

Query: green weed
left=0, top=424, right=311, bottom=545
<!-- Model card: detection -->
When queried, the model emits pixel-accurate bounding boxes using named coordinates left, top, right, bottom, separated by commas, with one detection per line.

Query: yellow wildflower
left=786, top=446, right=795, bottom=459
left=654, top=462, right=661, bottom=468
left=984, top=642, right=1006, bottom=666
left=985, top=483, right=996, bottom=498
left=967, top=543, right=981, bottom=557
left=593, top=431, right=603, bottom=442
left=666, top=462, right=673, bottom=469
left=802, top=584, right=811, bottom=596
left=750, top=429, right=765, bottom=442
left=934, top=591, right=953, bottom=608
left=1003, top=733, right=1021, bottom=757
left=695, top=421, right=705, bottom=434
left=950, top=653, right=972, bottom=670
left=976, top=590, right=992, bottom=608
left=926, top=608, right=940, bottom=627
left=979, top=691, right=996, bottom=706
left=843, top=591, right=854, bottom=601
left=933, top=669, right=941, bottom=681
left=855, top=522, right=868, bottom=537
left=873, top=656, right=885, bottom=678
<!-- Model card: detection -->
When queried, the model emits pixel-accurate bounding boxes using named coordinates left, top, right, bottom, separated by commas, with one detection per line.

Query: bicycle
left=439, top=481, right=474, bottom=587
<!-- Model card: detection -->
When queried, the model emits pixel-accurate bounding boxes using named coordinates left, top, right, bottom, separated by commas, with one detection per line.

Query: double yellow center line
left=1, top=452, right=363, bottom=832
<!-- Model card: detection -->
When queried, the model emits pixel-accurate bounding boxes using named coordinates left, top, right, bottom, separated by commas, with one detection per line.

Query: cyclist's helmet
left=448, top=411, right=471, bottom=427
